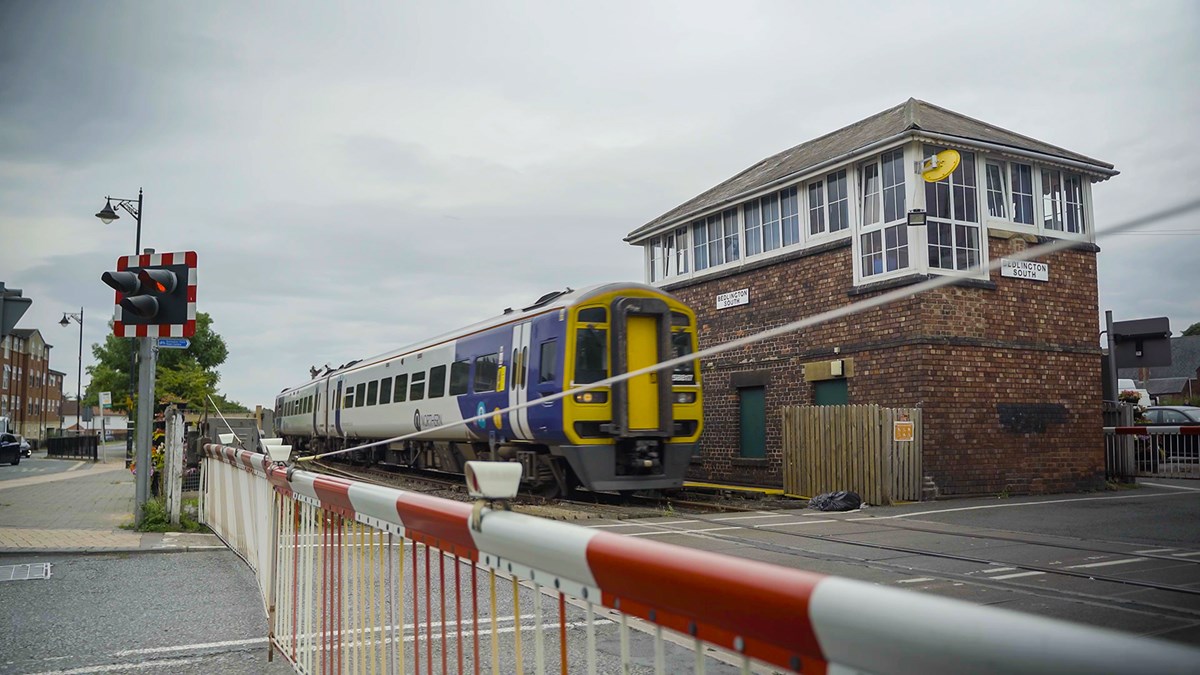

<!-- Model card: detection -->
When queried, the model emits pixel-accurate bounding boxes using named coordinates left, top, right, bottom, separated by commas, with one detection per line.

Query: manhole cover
left=0, top=563, right=53, bottom=581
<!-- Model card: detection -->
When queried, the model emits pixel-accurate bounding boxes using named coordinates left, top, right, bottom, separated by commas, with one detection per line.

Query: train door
left=333, top=379, right=344, bottom=436
left=508, top=322, right=532, bottom=438
left=311, top=386, right=319, bottom=436
left=611, top=297, right=672, bottom=435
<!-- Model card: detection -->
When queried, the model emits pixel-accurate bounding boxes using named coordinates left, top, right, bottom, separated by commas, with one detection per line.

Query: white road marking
left=989, top=571, right=1046, bottom=580
left=627, top=526, right=742, bottom=537
left=586, top=522, right=642, bottom=528
left=1172, top=551, right=1200, bottom=558
left=768, top=519, right=835, bottom=527
left=1135, top=548, right=1177, bottom=554
left=895, top=577, right=934, bottom=584
left=866, top=489, right=1196, bottom=520
left=1141, top=482, right=1200, bottom=492
left=709, top=513, right=796, bottom=521
left=980, top=567, right=1016, bottom=574
left=1065, top=557, right=1146, bottom=569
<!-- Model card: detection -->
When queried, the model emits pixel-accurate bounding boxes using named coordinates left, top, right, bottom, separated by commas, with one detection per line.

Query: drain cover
left=0, top=563, right=53, bottom=581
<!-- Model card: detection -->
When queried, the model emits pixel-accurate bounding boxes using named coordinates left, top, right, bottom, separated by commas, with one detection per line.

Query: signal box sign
left=108, top=250, right=197, bottom=338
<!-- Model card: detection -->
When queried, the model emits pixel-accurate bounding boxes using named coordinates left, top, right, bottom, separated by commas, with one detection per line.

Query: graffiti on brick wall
left=996, top=403, right=1068, bottom=433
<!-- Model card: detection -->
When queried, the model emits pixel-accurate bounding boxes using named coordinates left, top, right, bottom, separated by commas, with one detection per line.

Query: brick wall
left=666, top=234, right=1105, bottom=496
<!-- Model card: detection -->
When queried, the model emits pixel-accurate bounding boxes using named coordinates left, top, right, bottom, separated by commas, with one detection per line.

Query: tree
left=1183, top=322, right=1200, bottom=337
left=84, top=312, right=248, bottom=412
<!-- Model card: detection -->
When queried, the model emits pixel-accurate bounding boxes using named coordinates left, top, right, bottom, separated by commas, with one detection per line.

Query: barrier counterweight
left=202, top=444, right=1199, bottom=675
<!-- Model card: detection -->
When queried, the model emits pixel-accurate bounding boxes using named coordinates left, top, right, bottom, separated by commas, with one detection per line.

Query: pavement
left=0, top=447, right=226, bottom=554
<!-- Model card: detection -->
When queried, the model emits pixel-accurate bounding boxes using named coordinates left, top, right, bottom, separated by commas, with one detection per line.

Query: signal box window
left=393, top=374, right=408, bottom=403
left=474, top=354, right=499, bottom=392
left=539, top=340, right=558, bottom=383
left=367, top=381, right=378, bottom=406
left=409, top=372, right=426, bottom=401
left=449, top=360, right=470, bottom=396
left=429, top=365, right=447, bottom=398
left=355, top=383, right=366, bottom=407
left=380, top=377, right=393, bottom=405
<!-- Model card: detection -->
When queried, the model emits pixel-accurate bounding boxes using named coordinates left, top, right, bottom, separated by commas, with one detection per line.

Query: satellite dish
left=921, top=149, right=961, bottom=182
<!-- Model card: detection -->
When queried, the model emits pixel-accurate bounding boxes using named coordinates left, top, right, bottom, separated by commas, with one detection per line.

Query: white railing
left=202, top=444, right=1199, bottom=674
left=1104, top=425, right=1200, bottom=481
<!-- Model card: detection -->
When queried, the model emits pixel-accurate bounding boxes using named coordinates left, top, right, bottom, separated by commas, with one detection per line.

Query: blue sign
left=158, top=338, right=191, bottom=349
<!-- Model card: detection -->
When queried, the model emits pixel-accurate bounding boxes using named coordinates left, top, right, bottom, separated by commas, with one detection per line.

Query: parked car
left=1143, top=406, right=1200, bottom=461
left=0, top=433, right=21, bottom=465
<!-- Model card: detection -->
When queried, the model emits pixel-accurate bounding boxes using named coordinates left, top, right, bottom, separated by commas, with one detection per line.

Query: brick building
left=625, top=99, right=1117, bottom=497
left=1, top=330, right=64, bottom=441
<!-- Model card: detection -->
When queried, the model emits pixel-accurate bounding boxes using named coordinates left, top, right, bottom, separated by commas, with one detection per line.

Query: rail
left=202, top=443, right=1198, bottom=674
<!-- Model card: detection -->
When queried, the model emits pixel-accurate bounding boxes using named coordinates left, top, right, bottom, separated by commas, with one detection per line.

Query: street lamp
left=95, top=189, right=143, bottom=466
left=59, top=309, right=84, bottom=435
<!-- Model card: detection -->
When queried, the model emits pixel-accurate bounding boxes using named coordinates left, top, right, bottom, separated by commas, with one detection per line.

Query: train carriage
left=275, top=282, right=702, bottom=495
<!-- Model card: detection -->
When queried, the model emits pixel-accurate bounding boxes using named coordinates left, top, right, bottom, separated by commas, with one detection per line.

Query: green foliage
left=85, top=312, right=245, bottom=411
left=127, top=497, right=210, bottom=533
left=1183, top=322, right=1200, bottom=337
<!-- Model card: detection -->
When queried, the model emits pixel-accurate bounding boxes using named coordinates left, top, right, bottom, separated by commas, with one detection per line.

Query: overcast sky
left=1, top=1, right=1197, bottom=407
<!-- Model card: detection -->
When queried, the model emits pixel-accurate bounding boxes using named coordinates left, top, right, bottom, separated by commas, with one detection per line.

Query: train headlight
left=574, top=391, right=608, bottom=404
left=674, top=391, right=697, bottom=404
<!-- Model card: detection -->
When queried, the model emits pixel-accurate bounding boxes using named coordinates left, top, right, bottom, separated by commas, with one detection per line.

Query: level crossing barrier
left=201, top=443, right=1198, bottom=674
left=1104, top=426, right=1200, bottom=481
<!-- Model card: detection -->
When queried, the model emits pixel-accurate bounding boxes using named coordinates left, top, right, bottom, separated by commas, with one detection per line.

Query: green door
left=814, top=379, right=849, bottom=406
left=739, top=386, right=766, bottom=458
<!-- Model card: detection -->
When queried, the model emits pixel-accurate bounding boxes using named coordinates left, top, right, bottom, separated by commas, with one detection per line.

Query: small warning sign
left=893, top=421, right=914, bottom=442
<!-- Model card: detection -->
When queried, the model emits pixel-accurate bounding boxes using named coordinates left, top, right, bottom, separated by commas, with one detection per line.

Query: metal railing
left=1105, top=426, right=1200, bottom=481
left=202, top=443, right=1198, bottom=674
left=45, top=435, right=98, bottom=461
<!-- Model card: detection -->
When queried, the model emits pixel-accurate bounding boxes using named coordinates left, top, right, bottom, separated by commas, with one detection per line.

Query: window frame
left=923, top=146, right=984, bottom=277
left=855, top=147, right=912, bottom=283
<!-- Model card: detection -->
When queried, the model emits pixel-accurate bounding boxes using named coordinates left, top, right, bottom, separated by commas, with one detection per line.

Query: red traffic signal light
left=101, top=251, right=197, bottom=337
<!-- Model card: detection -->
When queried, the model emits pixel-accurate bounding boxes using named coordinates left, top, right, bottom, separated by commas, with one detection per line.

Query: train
left=273, top=282, right=703, bottom=496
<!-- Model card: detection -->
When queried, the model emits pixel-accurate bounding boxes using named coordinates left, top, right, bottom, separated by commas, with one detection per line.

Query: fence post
left=166, top=406, right=185, bottom=525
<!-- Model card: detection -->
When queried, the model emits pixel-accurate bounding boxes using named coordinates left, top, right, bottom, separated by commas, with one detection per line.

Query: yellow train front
left=274, top=282, right=702, bottom=495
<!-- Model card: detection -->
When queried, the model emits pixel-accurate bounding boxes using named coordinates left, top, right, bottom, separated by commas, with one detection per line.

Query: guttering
left=625, top=131, right=913, bottom=243
left=916, top=130, right=1119, bottom=180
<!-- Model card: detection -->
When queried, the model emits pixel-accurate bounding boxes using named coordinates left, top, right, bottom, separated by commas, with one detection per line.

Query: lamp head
left=59, top=315, right=70, bottom=327
left=95, top=199, right=119, bottom=224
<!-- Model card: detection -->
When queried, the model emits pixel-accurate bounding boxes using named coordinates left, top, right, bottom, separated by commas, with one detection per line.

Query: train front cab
left=558, top=289, right=702, bottom=492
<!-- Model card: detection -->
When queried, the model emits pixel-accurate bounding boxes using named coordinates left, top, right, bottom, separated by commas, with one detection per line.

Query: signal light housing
left=101, top=251, right=197, bottom=337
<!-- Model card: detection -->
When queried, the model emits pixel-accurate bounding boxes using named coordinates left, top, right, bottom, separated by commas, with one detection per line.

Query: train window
left=511, top=349, right=518, bottom=389
left=429, top=365, right=447, bottom=399
left=380, top=377, right=393, bottom=405
left=449, top=360, right=470, bottom=396
left=393, top=374, right=408, bottom=403
left=344, top=390, right=354, bottom=409
left=409, top=371, right=426, bottom=401
left=367, top=380, right=378, bottom=406
left=671, top=331, right=696, bottom=384
left=578, top=307, right=606, bottom=323
left=574, top=327, right=608, bottom=384
left=539, top=340, right=558, bottom=383
left=355, top=383, right=366, bottom=407
left=670, top=311, right=691, bottom=327
left=520, top=347, right=528, bottom=388
left=473, top=354, right=498, bottom=392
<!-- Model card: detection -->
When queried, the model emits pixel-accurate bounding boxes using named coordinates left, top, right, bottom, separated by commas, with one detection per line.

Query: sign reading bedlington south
left=716, top=288, right=749, bottom=309
left=1000, top=259, right=1049, bottom=282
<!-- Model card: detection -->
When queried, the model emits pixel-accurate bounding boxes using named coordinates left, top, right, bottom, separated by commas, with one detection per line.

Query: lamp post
left=58, top=309, right=84, bottom=436
left=95, top=189, right=143, bottom=467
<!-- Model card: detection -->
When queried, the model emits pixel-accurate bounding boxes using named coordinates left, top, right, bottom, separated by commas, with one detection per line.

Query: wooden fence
left=782, top=404, right=922, bottom=505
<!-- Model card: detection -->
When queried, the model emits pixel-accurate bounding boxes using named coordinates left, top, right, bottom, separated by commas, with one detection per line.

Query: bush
left=130, top=497, right=210, bottom=533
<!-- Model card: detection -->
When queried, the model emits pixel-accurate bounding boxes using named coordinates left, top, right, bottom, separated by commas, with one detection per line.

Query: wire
left=299, top=197, right=1200, bottom=462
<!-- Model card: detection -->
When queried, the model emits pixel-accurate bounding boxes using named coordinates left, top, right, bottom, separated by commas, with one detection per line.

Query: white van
left=1117, top=379, right=1151, bottom=408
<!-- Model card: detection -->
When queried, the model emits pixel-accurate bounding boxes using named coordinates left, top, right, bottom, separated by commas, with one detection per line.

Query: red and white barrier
left=203, top=444, right=1199, bottom=674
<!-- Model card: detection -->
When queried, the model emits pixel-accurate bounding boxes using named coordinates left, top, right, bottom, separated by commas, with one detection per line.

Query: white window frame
left=854, top=146, right=913, bottom=285
left=979, top=155, right=1092, bottom=242
left=806, top=169, right=852, bottom=242
left=923, top=146, right=986, bottom=278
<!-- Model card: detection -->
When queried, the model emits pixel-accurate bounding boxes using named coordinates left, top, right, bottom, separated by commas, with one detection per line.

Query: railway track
left=602, top=509, right=1200, bottom=624
left=306, top=458, right=762, bottom=516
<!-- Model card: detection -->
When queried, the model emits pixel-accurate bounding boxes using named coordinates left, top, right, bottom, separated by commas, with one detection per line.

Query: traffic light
left=0, top=282, right=33, bottom=339
left=102, top=251, right=197, bottom=337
